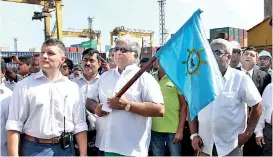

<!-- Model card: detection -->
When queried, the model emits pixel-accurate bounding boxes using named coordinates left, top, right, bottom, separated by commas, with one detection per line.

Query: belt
left=25, top=134, right=61, bottom=144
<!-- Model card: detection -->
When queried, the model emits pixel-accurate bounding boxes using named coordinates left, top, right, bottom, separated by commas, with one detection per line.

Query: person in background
left=258, top=50, right=272, bottom=76
left=189, top=39, right=262, bottom=156
left=30, top=54, right=40, bottom=73
left=230, top=41, right=242, bottom=68
left=74, top=48, right=101, bottom=156
left=254, top=83, right=272, bottom=156
left=151, top=63, right=187, bottom=156
left=72, top=65, right=83, bottom=79
left=86, top=34, right=164, bottom=156
left=61, top=58, right=74, bottom=79
left=108, top=48, right=116, bottom=69
left=6, top=39, right=88, bottom=156
left=237, top=46, right=271, bottom=156
left=0, top=58, right=13, bottom=156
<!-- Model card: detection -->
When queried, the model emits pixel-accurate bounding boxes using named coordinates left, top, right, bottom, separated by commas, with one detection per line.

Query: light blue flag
left=155, top=9, right=223, bottom=120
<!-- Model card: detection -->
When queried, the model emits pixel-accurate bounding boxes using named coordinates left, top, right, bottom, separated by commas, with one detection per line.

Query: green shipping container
left=210, top=27, right=233, bottom=39
left=81, top=40, right=97, bottom=49
left=233, top=28, right=239, bottom=42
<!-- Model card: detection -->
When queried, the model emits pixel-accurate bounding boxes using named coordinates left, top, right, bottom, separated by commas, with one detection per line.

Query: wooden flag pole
left=115, top=56, right=157, bottom=97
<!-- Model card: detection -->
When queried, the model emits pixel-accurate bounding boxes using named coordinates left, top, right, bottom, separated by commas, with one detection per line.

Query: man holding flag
left=155, top=9, right=262, bottom=156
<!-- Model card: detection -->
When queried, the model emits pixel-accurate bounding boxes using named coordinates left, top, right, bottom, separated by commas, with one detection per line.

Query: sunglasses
left=213, top=50, right=227, bottom=56
left=113, top=47, right=132, bottom=53
left=232, top=49, right=241, bottom=54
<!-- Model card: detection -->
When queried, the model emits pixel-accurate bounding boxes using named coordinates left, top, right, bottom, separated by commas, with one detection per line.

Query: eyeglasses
left=213, top=50, right=227, bottom=56
left=113, top=47, right=132, bottom=53
left=232, top=49, right=241, bottom=54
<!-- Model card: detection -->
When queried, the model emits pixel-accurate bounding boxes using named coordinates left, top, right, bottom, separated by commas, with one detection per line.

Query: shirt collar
left=79, top=73, right=100, bottom=82
left=34, top=69, right=65, bottom=81
left=114, top=64, right=139, bottom=75
left=241, top=67, right=254, bottom=77
left=223, top=66, right=232, bottom=82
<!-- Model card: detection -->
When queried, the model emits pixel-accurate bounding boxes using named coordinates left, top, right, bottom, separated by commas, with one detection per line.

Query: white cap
left=258, top=50, right=272, bottom=58
left=230, top=41, right=241, bottom=50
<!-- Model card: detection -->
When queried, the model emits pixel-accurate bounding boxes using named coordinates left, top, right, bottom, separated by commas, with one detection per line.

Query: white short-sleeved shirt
left=198, top=66, right=262, bottom=156
left=255, top=83, right=273, bottom=137
left=6, top=70, right=88, bottom=139
left=87, top=64, right=164, bottom=156
left=1, top=84, right=12, bottom=156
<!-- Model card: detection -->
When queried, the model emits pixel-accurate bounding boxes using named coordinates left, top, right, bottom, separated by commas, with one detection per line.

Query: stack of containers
left=233, top=28, right=239, bottom=42
left=239, top=29, right=244, bottom=47
left=243, top=30, right=248, bottom=47
left=69, top=47, right=77, bottom=52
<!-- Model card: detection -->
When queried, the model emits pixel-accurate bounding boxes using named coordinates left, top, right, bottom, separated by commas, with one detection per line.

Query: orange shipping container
left=243, top=30, right=248, bottom=39
left=69, top=47, right=77, bottom=52
left=239, top=38, right=244, bottom=47
left=77, top=47, right=84, bottom=52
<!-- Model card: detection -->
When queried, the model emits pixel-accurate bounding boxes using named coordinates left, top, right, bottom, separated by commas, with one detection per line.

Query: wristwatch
left=190, top=133, right=199, bottom=140
left=125, top=100, right=131, bottom=111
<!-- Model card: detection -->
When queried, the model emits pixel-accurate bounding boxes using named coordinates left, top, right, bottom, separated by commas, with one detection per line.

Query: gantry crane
left=2, top=0, right=63, bottom=41
left=51, top=17, right=101, bottom=45
left=110, top=26, right=154, bottom=47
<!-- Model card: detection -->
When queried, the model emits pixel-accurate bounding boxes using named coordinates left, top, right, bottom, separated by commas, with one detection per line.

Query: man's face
left=258, top=56, right=271, bottom=71
left=73, top=70, right=82, bottom=78
left=40, top=45, right=66, bottom=71
left=211, top=44, right=231, bottom=69
left=81, top=54, right=101, bottom=75
left=113, top=42, right=135, bottom=68
left=109, top=53, right=116, bottom=69
left=241, top=50, right=257, bottom=68
left=18, top=61, right=29, bottom=76
left=30, top=56, right=40, bottom=73
left=61, top=63, right=70, bottom=76
left=231, top=48, right=241, bottom=64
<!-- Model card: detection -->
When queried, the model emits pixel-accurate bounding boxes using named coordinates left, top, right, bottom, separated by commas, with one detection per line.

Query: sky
left=0, top=0, right=265, bottom=51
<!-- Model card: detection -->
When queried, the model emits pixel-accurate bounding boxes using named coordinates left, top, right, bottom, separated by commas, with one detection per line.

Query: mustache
left=84, top=65, right=91, bottom=68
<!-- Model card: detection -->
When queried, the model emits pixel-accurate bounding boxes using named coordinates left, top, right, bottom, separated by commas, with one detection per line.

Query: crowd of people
left=0, top=34, right=272, bottom=156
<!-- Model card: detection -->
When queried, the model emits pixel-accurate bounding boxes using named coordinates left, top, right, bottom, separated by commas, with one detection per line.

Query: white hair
left=210, top=39, right=233, bottom=55
left=115, top=34, right=141, bottom=63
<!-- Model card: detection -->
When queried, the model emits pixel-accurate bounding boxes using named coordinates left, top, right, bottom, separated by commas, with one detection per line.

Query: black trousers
left=263, top=123, right=272, bottom=156
left=74, top=130, right=98, bottom=156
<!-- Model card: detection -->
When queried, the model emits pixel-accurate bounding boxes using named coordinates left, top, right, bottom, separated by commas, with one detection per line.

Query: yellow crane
left=51, top=17, right=101, bottom=45
left=2, top=0, right=63, bottom=41
left=110, top=26, right=154, bottom=47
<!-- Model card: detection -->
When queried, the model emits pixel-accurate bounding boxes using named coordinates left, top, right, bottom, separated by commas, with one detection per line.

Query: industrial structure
left=247, top=16, right=272, bottom=52
left=110, top=26, right=154, bottom=47
left=2, top=0, right=64, bottom=41
left=264, top=0, right=272, bottom=19
left=158, top=0, right=168, bottom=46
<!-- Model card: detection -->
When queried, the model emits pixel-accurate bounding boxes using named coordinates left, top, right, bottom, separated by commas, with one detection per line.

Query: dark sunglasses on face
left=213, top=49, right=226, bottom=56
left=113, top=47, right=131, bottom=53
left=232, top=49, right=241, bottom=54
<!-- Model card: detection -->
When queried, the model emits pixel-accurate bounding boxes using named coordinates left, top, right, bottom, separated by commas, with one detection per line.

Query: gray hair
left=115, top=34, right=141, bottom=63
left=42, top=39, right=66, bottom=56
left=210, top=39, right=233, bottom=55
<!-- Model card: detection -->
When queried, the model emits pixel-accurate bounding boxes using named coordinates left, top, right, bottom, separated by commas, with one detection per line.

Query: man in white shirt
left=255, top=83, right=272, bottom=156
left=0, top=58, right=13, bottom=156
left=188, top=39, right=262, bottom=156
left=74, top=48, right=101, bottom=156
left=6, top=39, right=88, bottom=156
left=258, top=50, right=272, bottom=76
left=86, top=34, right=165, bottom=156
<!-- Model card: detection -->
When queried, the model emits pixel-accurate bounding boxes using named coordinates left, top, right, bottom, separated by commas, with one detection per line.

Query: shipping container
left=69, top=47, right=77, bottom=52
left=210, top=27, right=234, bottom=39
left=71, top=44, right=81, bottom=48
left=105, top=45, right=111, bottom=52
left=77, top=48, right=84, bottom=52
left=233, top=28, right=239, bottom=42
left=140, top=47, right=157, bottom=60
left=243, top=30, right=248, bottom=39
left=228, top=36, right=234, bottom=41
left=239, top=29, right=244, bottom=39
left=1, top=51, right=82, bottom=64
